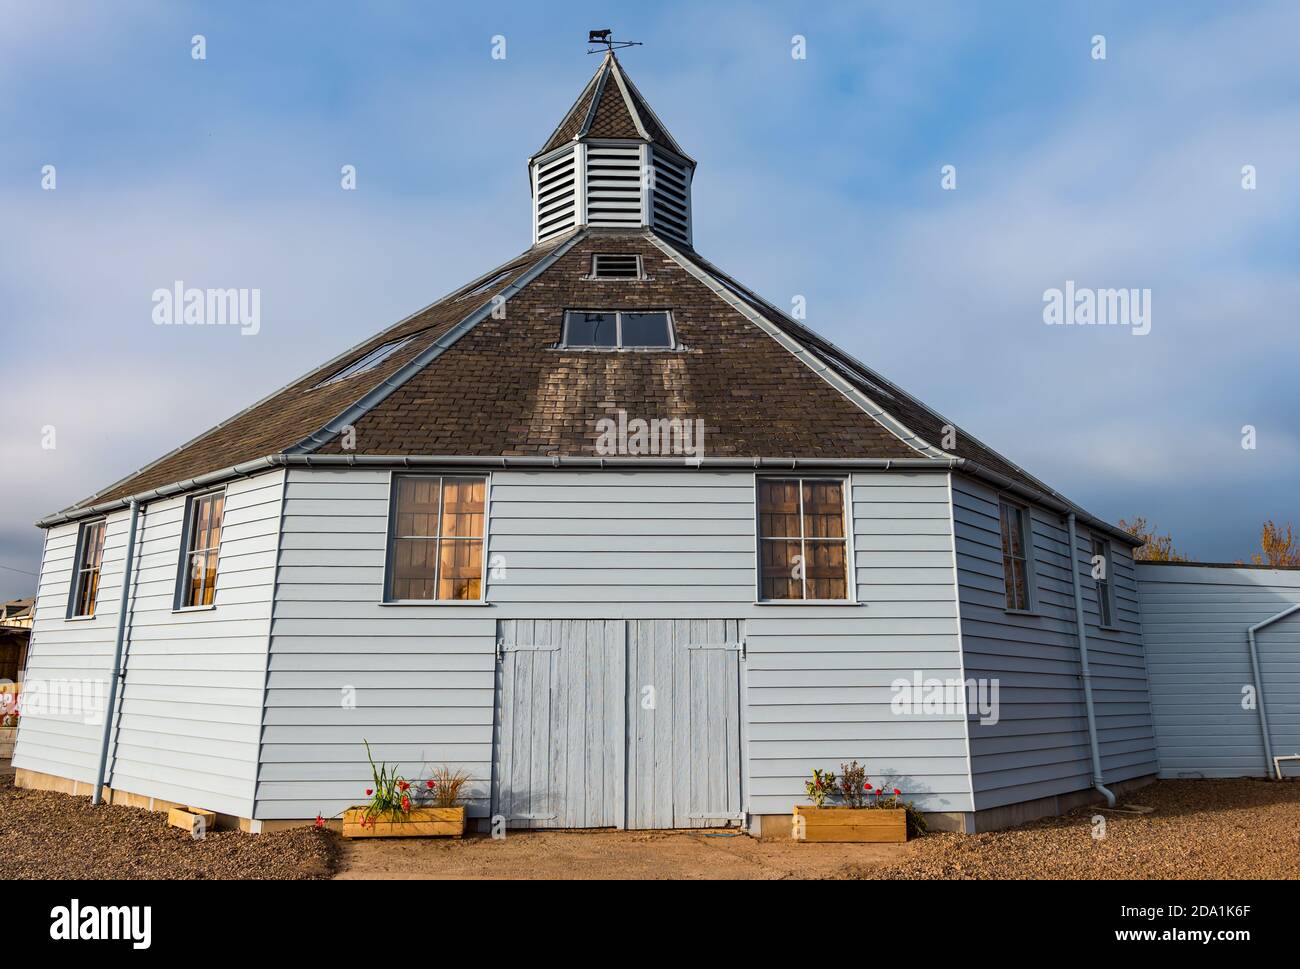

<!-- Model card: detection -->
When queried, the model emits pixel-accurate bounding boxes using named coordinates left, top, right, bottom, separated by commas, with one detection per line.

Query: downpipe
left=92, top=500, right=140, bottom=805
left=1247, top=602, right=1300, bottom=777
left=1067, top=513, right=1116, bottom=808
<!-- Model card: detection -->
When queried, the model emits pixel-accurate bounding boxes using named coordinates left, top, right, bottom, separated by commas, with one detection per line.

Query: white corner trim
left=645, top=233, right=952, bottom=461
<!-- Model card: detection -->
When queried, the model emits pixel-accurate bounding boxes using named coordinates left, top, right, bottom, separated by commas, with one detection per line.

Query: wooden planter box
left=342, top=806, right=465, bottom=839
left=168, top=806, right=217, bottom=835
left=793, top=805, right=908, bottom=843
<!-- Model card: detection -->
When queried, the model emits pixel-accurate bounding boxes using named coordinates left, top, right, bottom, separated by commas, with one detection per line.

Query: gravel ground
left=870, top=779, right=1300, bottom=880
left=0, top=773, right=338, bottom=880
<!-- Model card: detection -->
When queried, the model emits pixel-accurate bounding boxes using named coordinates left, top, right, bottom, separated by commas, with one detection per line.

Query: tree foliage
left=1249, top=520, right=1300, bottom=567
left=1118, top=516, right=1190, bottom=562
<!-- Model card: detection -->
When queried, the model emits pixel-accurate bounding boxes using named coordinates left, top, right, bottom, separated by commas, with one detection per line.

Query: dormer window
left=562, top=310, right=674, bottom=349
left=590, top=254, right=642, bottom=279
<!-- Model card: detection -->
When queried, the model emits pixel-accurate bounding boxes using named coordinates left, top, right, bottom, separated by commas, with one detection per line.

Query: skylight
left=316, top=335, right=415, bottom=387
left=456, top=266, right=516, bottom=301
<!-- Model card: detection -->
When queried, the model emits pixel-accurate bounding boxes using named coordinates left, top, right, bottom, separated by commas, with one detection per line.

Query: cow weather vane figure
left=587, top=29, right=643, bottom=54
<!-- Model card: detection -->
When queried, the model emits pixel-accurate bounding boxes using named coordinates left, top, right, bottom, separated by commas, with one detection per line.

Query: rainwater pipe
left=92, top=500, right=140, bottom=805
left=1247, top=602, right=1300, bottom=778
left=1066, top=512, right=1116, bottom=808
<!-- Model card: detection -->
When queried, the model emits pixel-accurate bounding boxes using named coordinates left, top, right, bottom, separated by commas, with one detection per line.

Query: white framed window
left=589, top=253, right=642, bottom=279
left=177, top=490, right=226, bottom=609
left=386, top=475, right=488, bottom=602
left=68, top=518, right=107, bottom=618
left=561, top=310, right=674, bottom=349
left=998, top=498, right=1035, bottom=612
left=1092, top=536, right=1115, bottom=627
left=757, top=477, right=851, bottom=601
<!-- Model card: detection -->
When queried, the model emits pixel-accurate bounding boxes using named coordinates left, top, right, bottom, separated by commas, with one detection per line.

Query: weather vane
left=587, top=29, right=643, bottom=54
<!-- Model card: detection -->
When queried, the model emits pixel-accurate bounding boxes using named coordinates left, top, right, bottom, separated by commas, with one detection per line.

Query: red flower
left=314, top=814, right=325, bottom=829
left=399, top=781, right=410, bottom=792
left=401, top=796, right=411, bottom=812
left=426, top=780, right=435, bottom=789
left=893, top=788, right=901, bottom=796
left=864, top=783, right=873, bottom=791
left=365, top=788, right=373, bottom=796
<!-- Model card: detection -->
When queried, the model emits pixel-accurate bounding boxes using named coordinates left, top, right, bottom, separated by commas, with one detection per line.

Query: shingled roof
left=534, top=51, right=687, bottom=160
left=44, top=53, right=1134, bottom=545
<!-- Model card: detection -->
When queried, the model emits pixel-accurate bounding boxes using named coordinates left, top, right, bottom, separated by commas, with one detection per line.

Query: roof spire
left=529, top=42, right=695, bottom=248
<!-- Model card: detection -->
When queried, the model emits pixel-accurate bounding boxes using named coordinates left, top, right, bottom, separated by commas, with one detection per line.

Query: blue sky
left=2, top=0, right=1297, bottom=598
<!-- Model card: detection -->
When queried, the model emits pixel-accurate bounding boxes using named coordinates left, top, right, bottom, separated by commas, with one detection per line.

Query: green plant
left=863, top=782, right=927, bottom=836
left=838, top=761, right=867, bottom=807
left=805, top=768, right=837, bottom=807
left=361, top=739, right=416, bottom=824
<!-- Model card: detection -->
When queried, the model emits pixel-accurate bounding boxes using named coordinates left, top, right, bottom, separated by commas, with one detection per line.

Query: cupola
left=529, top=51, right=694, bottom=248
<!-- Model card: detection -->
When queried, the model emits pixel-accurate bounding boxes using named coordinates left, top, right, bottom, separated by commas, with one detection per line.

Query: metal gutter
left=1247, top=602, right=1300, bottom=776
left=1066, top=512, right=1116, bottom=808
left=37, top=454, right=962, bottom=527
left=92, top=500, right=140, bottom=806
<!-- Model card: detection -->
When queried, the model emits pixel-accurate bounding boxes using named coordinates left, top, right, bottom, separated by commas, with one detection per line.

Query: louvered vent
left=591, top=253, right=641, bottom=278
left=534, top=147, right=579, bottom=243
left=650, top=149, right=691, bottom=246
left=585, top=144, right=643, bottom=228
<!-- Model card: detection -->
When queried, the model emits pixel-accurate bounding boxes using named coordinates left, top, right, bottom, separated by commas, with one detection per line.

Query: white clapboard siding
left=13, top=471, right=284, bottom=819
left=258, top=468, right=972, bottom=821
left=256, top=468, right=497, bottom=820
left=13, top=519, right=130, bottom=783
left=1137, top=563, right=1300, bottom=778
left=952, top=474, right=1158, bottom=810
left=104, top=471, right=284, bottom=817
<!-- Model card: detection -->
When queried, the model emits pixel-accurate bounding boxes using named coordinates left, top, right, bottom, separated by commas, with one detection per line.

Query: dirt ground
left=335, top=827, right=901, bottom=880
left=4, top=766, right=1297, bottom=880
left=0, top=770, right=337, bottom=880
left=337, top=779, right=1300, bottom=880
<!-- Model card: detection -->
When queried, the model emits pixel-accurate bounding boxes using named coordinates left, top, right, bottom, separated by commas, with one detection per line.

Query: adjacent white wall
left=1137, top=562, right=1300, bottom=778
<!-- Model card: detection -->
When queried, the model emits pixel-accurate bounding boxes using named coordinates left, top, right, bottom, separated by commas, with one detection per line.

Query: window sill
left=172, top=605, right=217, bottom=614
left=1003, top=608, right=1041, bottom=617
left=753, top=599, right=862, bottom=607
left=551, top=345, right=686, bottom=353
left=1098, top=623, right=1123, bottom=632
left=379, top=600, right=491, bottom=607
left=65, top=614, right=97, bottom=622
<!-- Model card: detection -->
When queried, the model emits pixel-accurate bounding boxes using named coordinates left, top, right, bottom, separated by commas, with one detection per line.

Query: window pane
left=565, top=312, right=617, bottom=347
left=200, top=550, right=219, bottom=606
left=758, top=480, right=801, bottom=538
left=619, top=312, right=671, bottom=347
left=1000, top=502, right=1023, bottom=558
left=396, top=477, right=441, bottom=537
left=438, top=539, right=483, bottom=600
left=1004, top=556, right=1029, bottom=610
left=391, top=538, right=438, bottom=600
left=760, top=540, right=804, bottom=600
left=206, top=494, right=225, bottom=548
left=805, top=540, right=848, bottom=599
left=441, top=478, right=485, bottom=538
left=802, top=481, right=845, bottom=538
left=186, top=551, right=204, bottom=608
